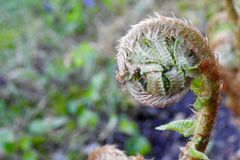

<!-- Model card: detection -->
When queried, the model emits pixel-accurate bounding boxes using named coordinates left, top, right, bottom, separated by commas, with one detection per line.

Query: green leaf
left=191, top=76, right=205, bottom=94
left=29, top=117, right=67, bottom=135
left=189, top=143, right=209, bottom=160
left=191, top=76, right=211, bottom=111
left=29, top=119, right=53, bottom=135
left=155, top=119, right=196, bottom=137
left=45, top=59, right=70, bottom=78
left=125, top=136, right=152, bottom=156
left=23, top=150, right=38, bottom=160
left=0, top=100, right=6, bottom=111
left=0, top=129, right=15, bottom=145
left=84, top=72, right=106, bottom=102
left=65, top=1, right=86, bottom=33
left=118, top=115, right=139, bottom=135
left=4, top=142, right=17, bottom=153
left=52, top=117, right=68, bottom=128
left=71, top=42, right=97, bottom=68
left=19, top=136, right=32, bottom=151
left=0, top=129, right=15, bottom=152
left=67, top=100, right=82, bottom=115
left=194, top=97, right=209, bottom=111
left=191, top=76, right=211, bottom=98
left=78, top=109, right=99, bottom=128
left=0, top=28, right=20, bottom=48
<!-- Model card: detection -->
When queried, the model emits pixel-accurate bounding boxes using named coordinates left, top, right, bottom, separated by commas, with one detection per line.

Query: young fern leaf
left=189, top=143, right=209, bottom=160
left=155, top=119, right=196, bottom=137
left=116, top=14, right=221, bottom=159
left=191, top=76, right=212, bottom=111
left=194, top=97, right=210, bottom=111
left=191, top=76, right=211, bottom=97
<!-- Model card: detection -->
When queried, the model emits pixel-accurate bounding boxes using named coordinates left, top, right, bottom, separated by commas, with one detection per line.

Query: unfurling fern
left=88, top=145, right=145, bottom=160
left=116, top=13, right=222, bottom=160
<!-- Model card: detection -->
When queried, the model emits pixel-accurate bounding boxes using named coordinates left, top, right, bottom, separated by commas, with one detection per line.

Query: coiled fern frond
left=116, top=13, right=222, bottom=160
left=88, top=145, right=145, bottom=160
left=116, top=14, right=219, bottom=108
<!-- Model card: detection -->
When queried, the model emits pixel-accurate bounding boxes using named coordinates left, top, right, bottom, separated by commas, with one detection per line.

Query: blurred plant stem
left=226, top=0, right=238, bottom=22
left=225, top=0, right=240, bottom=55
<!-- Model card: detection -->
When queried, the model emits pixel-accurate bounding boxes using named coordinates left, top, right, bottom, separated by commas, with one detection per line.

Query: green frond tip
left=155, top=119, right=196, bottom=137
left=191, top=76, right=205, bottom=95
left=189, top=143, right=209, bottom=160
left=191, top=76, right=212, bottom=99
left=194, top=97, right=209, bottom=111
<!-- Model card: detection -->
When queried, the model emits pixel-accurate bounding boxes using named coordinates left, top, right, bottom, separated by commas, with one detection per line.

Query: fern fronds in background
left=208, top=0, right=240, bottom=116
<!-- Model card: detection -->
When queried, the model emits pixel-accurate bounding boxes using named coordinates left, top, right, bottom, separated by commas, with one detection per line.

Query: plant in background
left=116, top=14, right=222, bottom=159
left=208, top=0, right=240, bottom=116
left=0, top=1, right=136, bottom=159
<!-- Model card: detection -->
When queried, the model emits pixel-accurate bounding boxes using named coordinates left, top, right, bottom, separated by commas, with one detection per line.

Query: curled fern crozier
left=116, top=14, right=218, bottom=108
left=116, top=14, right=222, bottom=160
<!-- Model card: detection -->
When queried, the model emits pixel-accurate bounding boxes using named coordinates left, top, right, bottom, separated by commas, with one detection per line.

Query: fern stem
left=179, top=51, right=221, bottom=160
left=192, top=83, right=221, bottom=152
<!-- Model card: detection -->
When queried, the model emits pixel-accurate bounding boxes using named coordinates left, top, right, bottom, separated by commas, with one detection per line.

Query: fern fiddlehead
left=116, top=14, right=222, bottom=160
left=88, top=145, right=144, bottom=160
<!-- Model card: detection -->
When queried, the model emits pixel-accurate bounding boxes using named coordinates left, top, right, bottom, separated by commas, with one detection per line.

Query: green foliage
left=78, top=109, right=99, bottom=128
left=41, top=0, right=99, bottom=35
left=118, top=115, right=139, bottom=135
left=0, top=28, right=20, bottom=48
left=19, top=137, right=32, bottom=151
left=194, top=97, right=209, bottom=111
left=0, top=0, right=147, bottom=159
left=67, top=100, right=82, bottom=115
left=119, top=115, right=151, bottom=156
left=0, top=100, right=6, bottom=111
left=189, top=143, right=209, bottom=160
left=29, top=117, right=67, bottom=135
left=191, top=76, right=211, bottom=97
left=191, top=76, right=205, bottom=94
left=45, top=59, right=71, bottom=79
left=191, top=76, right=212, bottom=111
left=156, top=119, right=196, bottom=137
left=102, top=0, right=126, bottom=13
left=23, top=151, right=38, bottom=160
left=125, top=135, right=152, bottom=156
left=0, top=129, right=15, bottom=152
left=71, top=42, right=97, bottom=68
left=83, top=72, right=106, bottom=103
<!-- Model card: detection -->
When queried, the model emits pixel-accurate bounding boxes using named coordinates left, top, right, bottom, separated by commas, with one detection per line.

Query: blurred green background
left=0, top=0, right=152, bottom=159
left=0, top=0, right=228, bottom=160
